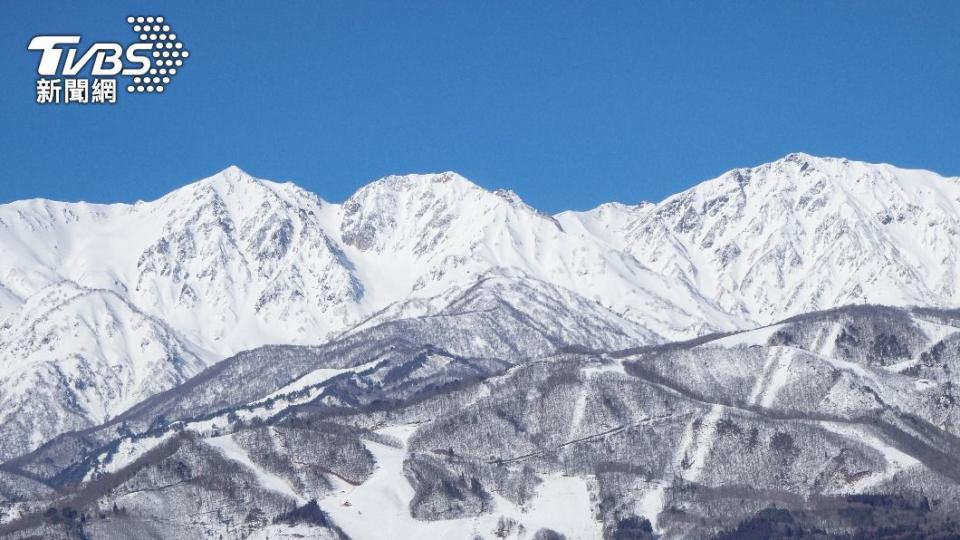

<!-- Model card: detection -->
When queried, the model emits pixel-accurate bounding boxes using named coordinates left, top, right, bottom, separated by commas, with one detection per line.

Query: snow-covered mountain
left=0, top=166, right=738, bottom=356
left=0, top=167, right=363, bottom=356
left=560, top=152, right=960, bottom=322
left=1, top=154, right=959, bottom=462
left=338, top=172, right=735, bottom=338
left=0, top=281, right=204, bottom=460
left=0, top=166, right=720, bottom=460
left=3, top=154, right=960, bottom=538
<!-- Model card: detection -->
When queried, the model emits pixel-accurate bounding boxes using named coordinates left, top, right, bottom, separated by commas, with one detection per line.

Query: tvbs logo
left=28, top=16, right=189, bottom=105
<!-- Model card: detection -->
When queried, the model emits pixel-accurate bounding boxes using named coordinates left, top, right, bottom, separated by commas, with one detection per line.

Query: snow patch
left=205, top=434, right=304, bottom=504
left=320, top=424, right=602, bottom=540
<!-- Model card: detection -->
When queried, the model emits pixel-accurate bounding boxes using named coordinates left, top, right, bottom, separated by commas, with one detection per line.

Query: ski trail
left=820, top=422, right=920, bottom=491
left=816, top=322, right=842, bottom=358
left=759, top=348, right=793, bottom=408
left=569, top=386, right=588, bottom=439
left=748, top=347, right=779, bottom=405
left=206, top=434, right=305, bottom=504
left=636, top=481, right=667, bottom=532
left=683, top=404, right=724, bottom=481
left=639, top=403, right=724, bottom=534
left=749, top=346, right=792, bottom=407
left=569, top=360, right=625, bottom=439
left=321, top=424, right=602, bottom=540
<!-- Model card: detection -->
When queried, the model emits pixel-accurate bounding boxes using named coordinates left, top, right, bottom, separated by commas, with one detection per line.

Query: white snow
left=598, top=154, right=960, bottom=326
left=683, top=404, right=724, bottom=481
left=569, top=386, right=588, bottom=438
left=5, top=154, right=960, bottom=536
left=319, top=424, right=602, bottom=540
left=205, top=433, right=305, bottom=504
left=86, top=432, right=174, bottom=480
left=249, top=359, right=380, bottom=412
left=710, top=324, right=784, bottom=348
left=634, top=480, right=668, bottom=532
left=86, top=360, right=381, bottom=478
left=820, top=422, right=920, bottom=491
left=248, top=523, right=338, bottom=539
left=748, top=347, right=794, bottom=408
left=634, top=404, right=725, bottom=535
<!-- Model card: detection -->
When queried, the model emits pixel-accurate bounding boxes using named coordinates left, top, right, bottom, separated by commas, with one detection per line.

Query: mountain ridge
left=1, top=153, right=959, bottom=462
left=4, top=154, right=960, bottom=538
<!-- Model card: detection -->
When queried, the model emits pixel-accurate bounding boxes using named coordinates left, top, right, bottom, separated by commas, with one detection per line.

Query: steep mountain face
left=0, top=281, right=203, bottom=461
left=5, top=155, right=958, bottom=353
left=0, top=169, right=372, bottom=460
left=0, top=167, right=363, bottom=356
left=129, top=168, right=364, bottom=348
left=560, top=153, right=960, bottom=323
left=338, top=172, right=737, bottom=339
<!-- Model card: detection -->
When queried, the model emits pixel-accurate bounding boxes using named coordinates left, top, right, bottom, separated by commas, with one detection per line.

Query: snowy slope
left=0, top=281, right=204, bottom=460
left=319, top=424, right=602, bottom=540
left=337, top=171, right=738, bottom=338
left=559, top=153, right=960, bottom=324
left=0, top=167, right=363, bottom=357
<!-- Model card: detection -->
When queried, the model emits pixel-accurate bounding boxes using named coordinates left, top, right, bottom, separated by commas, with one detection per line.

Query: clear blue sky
left=1, top=1, right=958, bottom=212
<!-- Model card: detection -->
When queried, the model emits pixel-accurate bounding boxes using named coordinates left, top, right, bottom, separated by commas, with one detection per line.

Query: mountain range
left=2, top=153, right=960, bottom=539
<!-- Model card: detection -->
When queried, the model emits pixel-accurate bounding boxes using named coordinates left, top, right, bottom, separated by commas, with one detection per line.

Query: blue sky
left=1, top=1, right=958, bottom=212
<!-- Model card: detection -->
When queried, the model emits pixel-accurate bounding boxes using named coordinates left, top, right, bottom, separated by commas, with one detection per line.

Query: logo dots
left=125, top=16, right=187, bottom=94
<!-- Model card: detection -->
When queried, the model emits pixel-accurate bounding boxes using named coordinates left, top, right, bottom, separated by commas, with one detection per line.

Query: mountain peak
left=204, top=164, right=260, bottom=188
left=698, top=153, right=863, bottom=195
left=220, top=164, right=250, bottom=177
left=346, top=170, right=543, bottom=219
left=156, top=166, right=263, bottom=202
left=780, top=151, right=831, bottom=164
left=773, top=152, right=852, bottom=173
left=156, top=165, right=325, bottom=211
left=365, top=171, right=479, bottom=193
